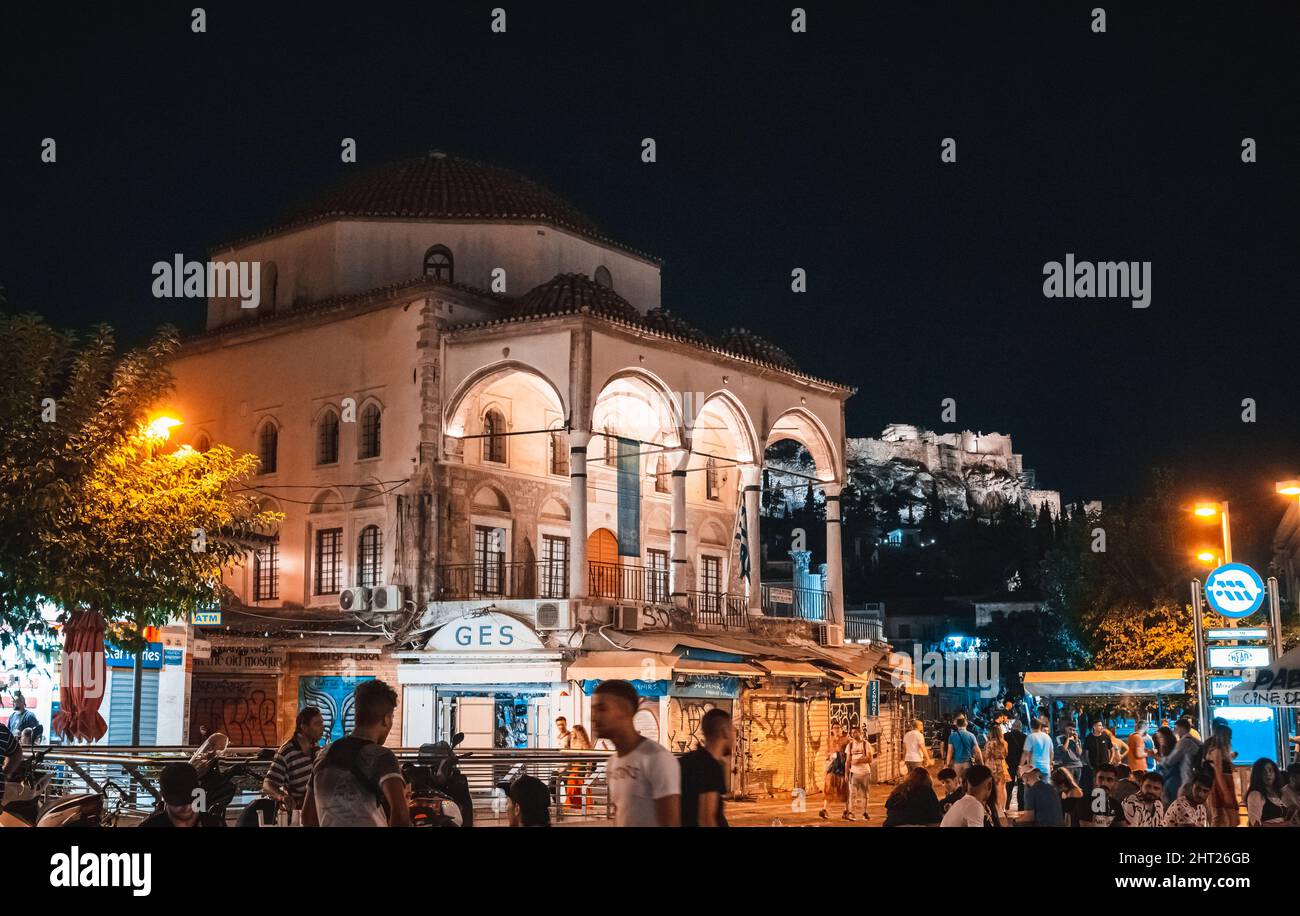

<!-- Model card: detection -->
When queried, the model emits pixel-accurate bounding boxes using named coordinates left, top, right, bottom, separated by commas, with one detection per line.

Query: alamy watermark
left=152, top=255, right=261, bottom=309
left=888, top=645, right=1000, bottom=698
left=1042, top=254, right=1151, bottom=308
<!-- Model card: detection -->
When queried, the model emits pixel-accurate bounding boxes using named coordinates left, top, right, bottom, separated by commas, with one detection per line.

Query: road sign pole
left=1268, top=578, right=1286, bottom=766
left=1190, top=580, right=1208, bottom=738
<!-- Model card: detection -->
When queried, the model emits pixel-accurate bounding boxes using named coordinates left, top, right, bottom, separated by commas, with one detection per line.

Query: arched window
left=655, top=453, right=670, bottom=493
left=423, top=245, right=453, bottom=281
left=705, top=457, right=720, bottom=501
left=594, top=265, right=612, bottom=289
left=483, top=409, right=507, bottom=464
left=357, top=524, right=383, bottom=588
left=317, top=410, right=340, bottom=465
left=257, top=421, right=278, bottom=474
left=359, top=404, right=382, bottom=459
left=604, top=427, right=616, bottom=465
left=550, top=428, right=569, bottom=476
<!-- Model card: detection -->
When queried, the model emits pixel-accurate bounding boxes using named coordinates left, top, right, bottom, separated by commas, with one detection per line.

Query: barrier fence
left=15, top=746, right=618, bottom=825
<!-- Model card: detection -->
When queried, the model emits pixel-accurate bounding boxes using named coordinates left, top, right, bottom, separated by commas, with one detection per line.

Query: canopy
left=566, top=651, right=676, bottom=682
left=757, top=660, right=828, bottom=679
left=1227, top=644, right=1300, bottom=707
left=1022, top=669, right=1185, bottom=698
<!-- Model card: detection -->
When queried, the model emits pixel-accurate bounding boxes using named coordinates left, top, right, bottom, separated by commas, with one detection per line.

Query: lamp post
left=1192, top=500, right=1232, bottom=564
left=132, top=414, right=182, bottom=745
left=1273, top=480, right=1300, bottom=765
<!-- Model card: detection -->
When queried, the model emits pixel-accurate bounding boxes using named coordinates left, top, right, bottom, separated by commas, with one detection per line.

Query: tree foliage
left=0, top=310, right=278, bottom=652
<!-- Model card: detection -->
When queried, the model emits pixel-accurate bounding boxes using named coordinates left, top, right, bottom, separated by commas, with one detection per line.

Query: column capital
left=568, top=428, right=591, bottom=449
left=821, top=479, right=844, bottom=498
left=739, top=462, right=763, bottom=488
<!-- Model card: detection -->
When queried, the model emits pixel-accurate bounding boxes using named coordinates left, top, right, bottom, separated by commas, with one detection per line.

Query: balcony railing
left=588, top=561, right=669, bottom=604
left=437, top=560, right=569, bottom=600
left=760, top=582, right=831, bottom=622
left=686, top=591, right=749, bottom=628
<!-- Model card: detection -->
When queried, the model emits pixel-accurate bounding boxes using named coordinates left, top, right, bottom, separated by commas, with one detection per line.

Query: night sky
left=3, top=2, right=1299, bottom=559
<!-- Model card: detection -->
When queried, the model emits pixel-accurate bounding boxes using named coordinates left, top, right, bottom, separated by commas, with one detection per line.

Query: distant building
left=973, top=600, right=1045, bottom=628
left=848, top=424, right=1063, bottom=520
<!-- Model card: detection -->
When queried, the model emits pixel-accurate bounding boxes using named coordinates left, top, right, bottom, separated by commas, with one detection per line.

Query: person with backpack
left=302, top=680, right=410, bottom=827
left=945, top=715, right=983, bottom=778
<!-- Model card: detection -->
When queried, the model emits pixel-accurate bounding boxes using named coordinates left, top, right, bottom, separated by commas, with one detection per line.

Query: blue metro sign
left=1203, top=563, right=1266, bottom=619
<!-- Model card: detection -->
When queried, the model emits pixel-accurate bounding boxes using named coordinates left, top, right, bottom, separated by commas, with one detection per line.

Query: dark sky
left=3, top=2, right=1299, bottom=559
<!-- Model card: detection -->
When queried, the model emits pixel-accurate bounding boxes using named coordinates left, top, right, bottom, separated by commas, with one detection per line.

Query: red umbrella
left=50, top=610, right=108, bottom=742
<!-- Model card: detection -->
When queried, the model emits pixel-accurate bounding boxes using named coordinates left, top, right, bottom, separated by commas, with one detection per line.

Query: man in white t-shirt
left=902, top=720, right=929, bottom=772
left=940, top=764, right=994, bottom=827
left=591, top=679, right=680, bottom=827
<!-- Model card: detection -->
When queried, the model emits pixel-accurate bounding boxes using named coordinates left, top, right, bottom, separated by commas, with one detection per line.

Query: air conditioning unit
left=339, top=587, right=370, bottom=613
left=370, top=585, right=404, bottom=613
left=819, top=624, right=845, bottom=647
left=535, top=602, right=572, bottom=631
left=576, top=604, right=614, bottom=626
left=613, top=605, right=643, bottom=631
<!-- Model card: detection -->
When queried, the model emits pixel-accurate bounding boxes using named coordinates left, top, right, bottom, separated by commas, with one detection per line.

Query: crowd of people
left=880, top=702, right=1300, bottom=828
left=135, top=677, right=737, bottom=828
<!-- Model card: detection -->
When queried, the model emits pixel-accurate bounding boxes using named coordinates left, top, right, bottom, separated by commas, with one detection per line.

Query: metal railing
left=588, top=561, right=667, bottom=603
left=20, top=746, right=618, bottom=825
left=844, top=618, right=884, bottom=642
left=687, top=591, right=749, bottom=628
left=436, top=560, right=569, bottom=600
left=761, top=583, right=831, bottom=621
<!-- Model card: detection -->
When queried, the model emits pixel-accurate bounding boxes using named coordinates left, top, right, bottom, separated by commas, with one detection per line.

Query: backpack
left=318, top=736, right=389, bottom=814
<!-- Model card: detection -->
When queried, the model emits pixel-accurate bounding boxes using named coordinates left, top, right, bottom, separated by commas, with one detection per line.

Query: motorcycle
left=402, top=733, right=474, bottom=827
left=187, top=733, right=274, bottom=821
left=0, top=748, right=110, bottom=827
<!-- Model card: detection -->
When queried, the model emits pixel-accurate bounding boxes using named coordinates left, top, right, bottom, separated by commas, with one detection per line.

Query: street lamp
left=1194, top=549, right=1221, bottom=567
left=1191, top=500, right=1232, bottom=564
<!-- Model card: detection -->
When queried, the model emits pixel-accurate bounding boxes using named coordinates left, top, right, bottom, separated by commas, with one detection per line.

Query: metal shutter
left=805, top=695, right=830, bottom=795
left=107, top=667, right=158, bottom=745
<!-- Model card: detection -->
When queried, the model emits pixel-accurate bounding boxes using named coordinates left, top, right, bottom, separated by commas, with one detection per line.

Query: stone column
left=670, top=444, right=691, bottom=607
left=741, top=464, right=763, bottom=615
left=568, top=429, right=591, bottom=600
left=823, top=481, right=845, bottom=625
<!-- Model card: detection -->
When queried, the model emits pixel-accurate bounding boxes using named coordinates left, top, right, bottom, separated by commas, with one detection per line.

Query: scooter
left=402, top=733, right=474, bottom=827
left=0, top=749, right=107, bottom=827
left=187, top=733, right=274, bottom=820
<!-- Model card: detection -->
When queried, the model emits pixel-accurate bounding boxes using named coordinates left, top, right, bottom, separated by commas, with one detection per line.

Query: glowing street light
left=145, top=415, right=183, bottom=440
left=1190, top=499, right=1232, bottom=564
left=1194, top=549, right=1221, bottom=567
left=1275, top=479, right=1300, bottom=497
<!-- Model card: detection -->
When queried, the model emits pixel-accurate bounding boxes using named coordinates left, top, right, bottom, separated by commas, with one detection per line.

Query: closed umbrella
left=50, top=610, right=108, bottom=742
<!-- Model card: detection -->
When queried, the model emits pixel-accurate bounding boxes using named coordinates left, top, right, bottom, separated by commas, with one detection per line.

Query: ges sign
left=430, top=612, right=544, bottom=652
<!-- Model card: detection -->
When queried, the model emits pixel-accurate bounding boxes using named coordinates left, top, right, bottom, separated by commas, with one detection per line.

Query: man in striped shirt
left=262, top=706, right=324, bottom=810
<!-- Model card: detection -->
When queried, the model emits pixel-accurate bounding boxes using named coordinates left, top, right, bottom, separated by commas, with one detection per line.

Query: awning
left=904, top=681, right=930, bottom=696
left=1023, top=669, right=1185, bottom=698
left=757, top=660, right=831, bottom=679
left=822, top=666, right=870, bottom=685
left=565, top=651, right=677, bottom=682
left=673, top=659, right=764, bottom=677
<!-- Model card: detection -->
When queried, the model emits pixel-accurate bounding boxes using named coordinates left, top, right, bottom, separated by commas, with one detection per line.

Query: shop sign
left=191, top=610, right=222, bottom=626
left=105, top=642, right=163, bottom=669
left=164, top=649, right=183, bottom=666
left=581, top=678, right=669, bottom=698
left=194, top=645, right=287, bottom=672
left=429, top=612, right=543, bottom=651
left=867, top=679, right=879, bottom=717
left=670, top=676, right=739, bottom=699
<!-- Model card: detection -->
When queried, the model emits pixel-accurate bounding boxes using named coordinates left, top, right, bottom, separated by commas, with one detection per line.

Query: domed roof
left=713, top=327, right=800, bottom=371
left=514, top=273, right=641, bottom=322
left=641, top=307, right=710, bottom=345
left=270, top=150, right=607, bottom=243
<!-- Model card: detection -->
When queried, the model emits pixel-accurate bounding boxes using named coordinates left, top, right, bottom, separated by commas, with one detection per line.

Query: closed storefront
left=189, top=643, right=286, bottom=745
left=106, top=667, right=159, bottom=745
